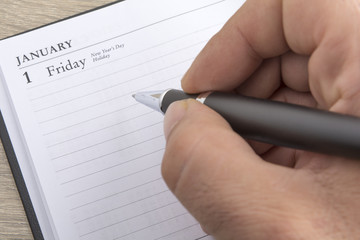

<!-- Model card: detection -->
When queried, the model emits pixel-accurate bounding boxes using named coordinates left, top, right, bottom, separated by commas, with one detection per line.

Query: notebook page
left=0, top=67, right=55, bottom=240
left=0, top=0, right=244, bottom=239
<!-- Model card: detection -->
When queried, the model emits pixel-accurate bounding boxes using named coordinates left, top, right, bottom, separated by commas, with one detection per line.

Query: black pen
left=133, top=89, right=360, bottom=159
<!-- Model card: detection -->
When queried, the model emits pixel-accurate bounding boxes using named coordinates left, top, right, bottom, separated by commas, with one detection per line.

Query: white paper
left=0, top=0, right=244, bottom=239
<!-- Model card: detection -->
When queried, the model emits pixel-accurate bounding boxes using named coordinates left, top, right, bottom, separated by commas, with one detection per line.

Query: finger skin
left=162, top=100, right=358, bottom=239
left=162, top=100, right=284, bottom=238
left=163, top=0, right=360, bottom=239
left=281, top=52, right=310, bottom=93
left=163, top=99, right=265, bottom=193
left=235, top=57, right=281, bottom=99
left=182, top=0, right=360, bottom=115
left=181, top=0, right=287, bottom=94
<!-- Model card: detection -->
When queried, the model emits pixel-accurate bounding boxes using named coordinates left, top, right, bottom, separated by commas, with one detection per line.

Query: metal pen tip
left=132, top=90, right=166, bottom=113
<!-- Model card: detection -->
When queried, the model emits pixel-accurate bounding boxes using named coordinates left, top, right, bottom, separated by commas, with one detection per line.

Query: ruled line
left=80, top=202, right=182, bottom=238
left=60, top=149, right=164, bottom=185
left=155, top=223, right=200, bottom=240
left=51, top=126, right=162, bottom=161
left=65, top=164, right=161, bottom=198
left=49, top=120, right=161, bottom=153
left=74, top=190, right=170, bottom=224
left=112, top=213, right=189, bottom=240
left=70, top=177, right=163, bottom=211
left=196, top=235, right=210, bottom=240
left=55, top=145, right=164, bottom=174
left=42, top=105, right=150, bottom=136
left=46, top=111, right=155, bottom=147
left=38, top=101, right=136, bottom=125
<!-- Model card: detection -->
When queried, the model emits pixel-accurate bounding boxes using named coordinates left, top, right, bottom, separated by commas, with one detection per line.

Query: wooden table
left=0, top=1, right=117, bottom=239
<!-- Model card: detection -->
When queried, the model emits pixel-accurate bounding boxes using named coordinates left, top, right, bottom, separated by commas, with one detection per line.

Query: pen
left=133, top=89, right=360, bottom=159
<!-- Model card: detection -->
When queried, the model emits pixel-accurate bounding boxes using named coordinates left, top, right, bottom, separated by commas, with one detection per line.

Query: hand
left=162, top=0, right=360, bottom=239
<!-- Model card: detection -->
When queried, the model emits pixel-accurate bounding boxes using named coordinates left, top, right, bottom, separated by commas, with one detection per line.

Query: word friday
left=16, top=40, right=72, bottom=67
left=46, top=59, right=86, bottom=77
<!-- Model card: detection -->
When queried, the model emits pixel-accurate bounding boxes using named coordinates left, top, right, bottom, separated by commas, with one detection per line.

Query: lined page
left=0, top=0, right=244, bottom=239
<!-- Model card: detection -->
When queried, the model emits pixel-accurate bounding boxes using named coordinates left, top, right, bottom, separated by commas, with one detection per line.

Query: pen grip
left=204, top=92, right=360, bottom=159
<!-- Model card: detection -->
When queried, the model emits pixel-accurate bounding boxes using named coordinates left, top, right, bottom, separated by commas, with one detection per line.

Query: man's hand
left=162, top=0, right=360, bottom=239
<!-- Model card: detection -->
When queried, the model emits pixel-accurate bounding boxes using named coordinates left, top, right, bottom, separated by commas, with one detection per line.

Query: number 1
left=23, top=72, right=32, bottom=84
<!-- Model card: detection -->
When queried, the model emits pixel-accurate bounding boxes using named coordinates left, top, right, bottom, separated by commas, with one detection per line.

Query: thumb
left=162, top=99, right=295, bottom=239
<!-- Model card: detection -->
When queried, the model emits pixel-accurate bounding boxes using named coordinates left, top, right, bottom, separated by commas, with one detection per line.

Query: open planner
left=0, top=0, right=244, bottom=239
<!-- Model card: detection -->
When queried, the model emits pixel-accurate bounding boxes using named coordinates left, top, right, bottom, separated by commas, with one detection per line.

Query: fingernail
left=164, top=100, right=188, bottom=141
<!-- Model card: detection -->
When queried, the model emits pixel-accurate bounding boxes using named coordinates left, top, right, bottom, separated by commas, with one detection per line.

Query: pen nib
left=132, top=90, right=165, bottom=113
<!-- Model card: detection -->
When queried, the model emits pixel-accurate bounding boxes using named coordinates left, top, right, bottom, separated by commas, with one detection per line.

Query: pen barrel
left=204, top=92, right=360, bottom=159
left=161, top=90, right=197, bottom=112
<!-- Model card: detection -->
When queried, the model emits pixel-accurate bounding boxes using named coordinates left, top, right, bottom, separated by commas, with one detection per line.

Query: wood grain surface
left=0, top=1, right=117, bottom=239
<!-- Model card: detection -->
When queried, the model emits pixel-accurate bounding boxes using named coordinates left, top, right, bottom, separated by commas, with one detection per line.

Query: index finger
left=182, top=0, right=360, bottom=113
left=182, top=0, right=288, bottom=93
